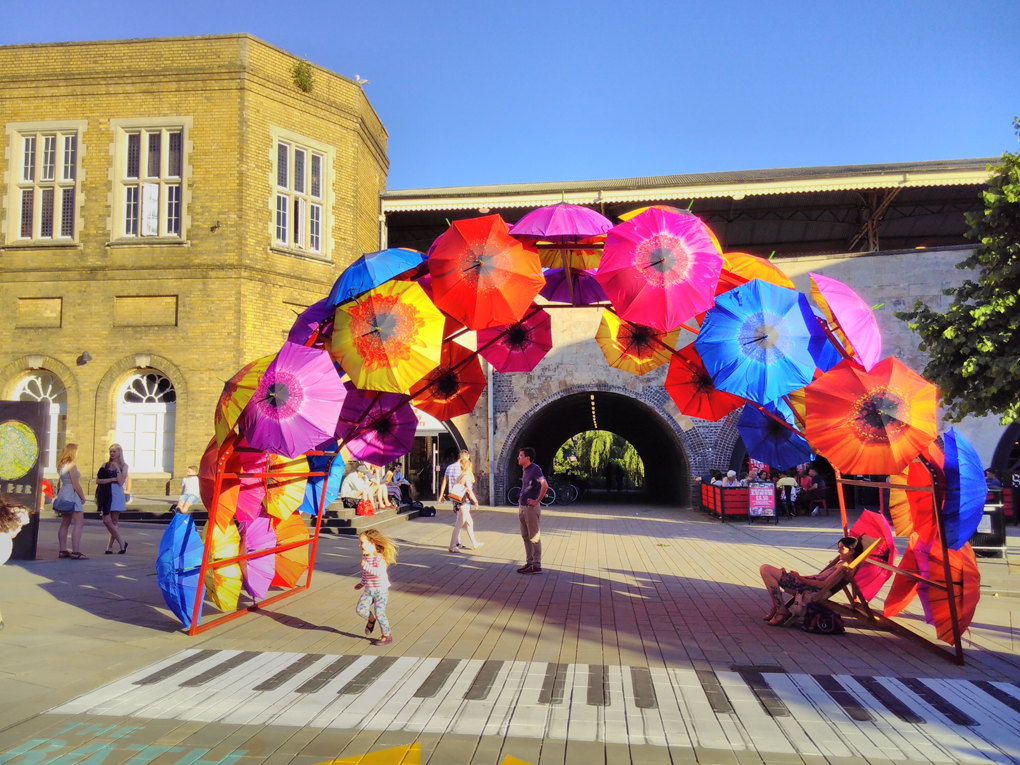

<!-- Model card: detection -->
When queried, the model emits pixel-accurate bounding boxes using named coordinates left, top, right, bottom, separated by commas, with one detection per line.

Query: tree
left=896, top=118, right=1020, bottom=425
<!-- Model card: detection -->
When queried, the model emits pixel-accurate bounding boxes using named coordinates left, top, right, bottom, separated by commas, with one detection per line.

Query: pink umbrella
left=597, top=208, right=722, bottom=332
left=810, top=273, right=882, bottom=371
left=239, top=514, right=276, bottom=600
left=849, top=510, right=898, bottom=601
left=287, top=299, right=334, bottom=349
left=477, top=307, right=553, bottom=373
left=509, top=203, right=612, bottom=243
left=239, top=342, right=345, bottom=459
left=540, top=269, right=608, bottom=305
left=334, top=382, right=417, bottom=466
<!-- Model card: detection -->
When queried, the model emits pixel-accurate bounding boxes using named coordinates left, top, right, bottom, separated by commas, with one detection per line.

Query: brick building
left=0, top=35, right=388, bottom=492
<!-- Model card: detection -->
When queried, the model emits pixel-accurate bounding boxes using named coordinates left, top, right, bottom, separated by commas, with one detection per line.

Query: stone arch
left=991, top=423, right=1020, bottom=473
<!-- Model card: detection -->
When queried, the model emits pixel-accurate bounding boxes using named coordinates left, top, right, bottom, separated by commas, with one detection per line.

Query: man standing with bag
left=516, top=447, right=548, bottom=574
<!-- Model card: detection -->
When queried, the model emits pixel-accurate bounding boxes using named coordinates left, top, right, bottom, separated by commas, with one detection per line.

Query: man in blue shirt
left=517, top=447, right=548, bottom=574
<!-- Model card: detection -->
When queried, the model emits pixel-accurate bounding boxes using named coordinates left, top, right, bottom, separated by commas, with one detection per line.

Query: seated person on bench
left=340, top=465, right=370, bottom=509
left=759, top=536, right=861, bottom=625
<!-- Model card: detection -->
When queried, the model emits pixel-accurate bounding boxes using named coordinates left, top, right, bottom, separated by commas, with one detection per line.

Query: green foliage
left=292, top=60, right=314, bottom=93
left=896, top=118, right=1020, bottom=425
left=554, top=431, right=645, bottom=487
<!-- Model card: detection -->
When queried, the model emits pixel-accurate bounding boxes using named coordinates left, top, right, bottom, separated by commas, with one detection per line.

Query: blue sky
left=2, top=0, right=1018, bottom=190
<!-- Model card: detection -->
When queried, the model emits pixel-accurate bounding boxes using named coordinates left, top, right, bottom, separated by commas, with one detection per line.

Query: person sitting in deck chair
left=759, top=536, right=862, bottom=626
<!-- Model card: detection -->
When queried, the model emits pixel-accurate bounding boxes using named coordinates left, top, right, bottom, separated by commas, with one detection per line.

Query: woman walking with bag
left=55, top=444, right=88, bottom=559
left=447, top=452, right=483, bottom=553
left=95, top=444, right=128, bottom=554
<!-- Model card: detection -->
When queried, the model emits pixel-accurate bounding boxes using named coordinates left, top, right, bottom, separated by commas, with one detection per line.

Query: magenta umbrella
left=508, top=202, right=612, bottom=243
left=239, top=342, right=345, bottom=459
left=597, top=208, right=722, bottom=332
left=540, top=269, right=608, bottom=305
left=477, top=307, right=553, bottom=373
left=287, top=298, right=334, bottom=349
left=849, top=510, right=898, bottom=601
left=334, top=382, right=417, bottom=466
left=239, top=514, right=276, bottom=600
left=810, top=273, right=882, bottom=371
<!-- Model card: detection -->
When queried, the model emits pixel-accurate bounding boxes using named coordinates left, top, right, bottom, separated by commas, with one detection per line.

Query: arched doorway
left=116, top=371, right=176, bottom=473
left=501, top=390, right=690, bottom=505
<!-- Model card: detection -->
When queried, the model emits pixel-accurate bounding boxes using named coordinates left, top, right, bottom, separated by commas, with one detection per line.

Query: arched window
left=116, top=372, right=176, bottom=472
left=13, top=372, right=67, bottom=472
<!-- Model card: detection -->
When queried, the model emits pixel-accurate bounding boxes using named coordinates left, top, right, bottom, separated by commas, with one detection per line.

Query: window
left=13, top=372, right=67, bottom=473
left=120, top=127, right=183, bottom=238
left=14, top=129, right=79, bottom=241
left=116, top=372, right=176, bottom=473
left=273, top=138, right=324, bottom=253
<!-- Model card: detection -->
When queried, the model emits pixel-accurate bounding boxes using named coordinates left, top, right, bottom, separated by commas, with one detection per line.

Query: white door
left=116, top=372, right=176, bottom=472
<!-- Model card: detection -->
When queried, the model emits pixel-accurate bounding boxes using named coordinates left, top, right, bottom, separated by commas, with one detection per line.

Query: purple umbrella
left=287, top=299, right=334, bottom=349
left=239, top=514, right=276, bottom=600
left=239, top=342, right=345, bottom=458
left=509, top=203, right=612, bottom=243
left=540, top=269, right=608, bottom=305
left=334, top=382, right=417, bottom=466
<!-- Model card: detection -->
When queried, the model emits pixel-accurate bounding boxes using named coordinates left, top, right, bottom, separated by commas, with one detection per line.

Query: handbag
left=355, top=500, right=375, bottom=517
left=448, top=483, right=467, bottom=503
left=53, top=497, right=77, bottom=513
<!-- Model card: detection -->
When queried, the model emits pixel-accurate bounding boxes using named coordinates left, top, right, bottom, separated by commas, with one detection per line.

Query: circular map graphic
left=0, top=420, right=39, bottom=480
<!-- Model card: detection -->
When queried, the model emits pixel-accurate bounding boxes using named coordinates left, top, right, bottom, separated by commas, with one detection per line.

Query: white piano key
left=422, top=659, right=484, bottom=734
left=545, top=663, right=576, bottom=742
left=222, top=654, right=335, bottom=726
left=649, top=667, right=694, bottom=750
left=403, top=659, right=477, bottom=733
left=603, top=664, right=629, bottom=745
left=669, top=667, right=742, bottom=750
left=383, top=658, right=443, bottom=730
left=505, top=662, right=553, bottom=740
left=272, top=656, right=375, bottom=728
left=716, top=671, right=795, bottom=754
left=326, top=657, right=421, bottom=730
left=565, top=664, right=599, bottom=743
left=481, top=661, right=529, bottom=738
left=926, top=679, right=1020, bottom=762
left=451, top=661, right=518, bottom=737
left=365, top=658, right=443, bottom=731
left=762, top=673, right=848, bottom=758
left=179, top=651, right=298, bottom=722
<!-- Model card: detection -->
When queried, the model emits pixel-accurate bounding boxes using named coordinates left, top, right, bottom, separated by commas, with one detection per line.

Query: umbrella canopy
left=695, top=280, right=832, bottom=405
left=271, top=513, right=310, bottom=588
left=810, top=273, right=882, bottom=371
left=477, top=307, right=553, bottom=373
left=595, top=310, right=680, bottom=376
left=537, top=236, right=605, bottom=271
left=409, top=341, right=486, bottom=421
left=415, top=272, right=468, bottom=339
left=429, top=215, right=546, bottom=330
left=884, top=533, right=924, bottom=619
left=326, top=248, right=427, bottom=307
left=540, top=268, right=608, bottom=305
left=509, top=202, right=612, bottom=243
left=287, top=299, right=335, bottom=349
left=330, top=280, right=445, bottom=394
left=335, top=383, right=418, bottom=466
left=239, top=342, right=345, bottom=459
left=264, top=453, right=308, bottom=520
left=298, top=445, right=345, bottom=516
left=736, top=404, right=812, bottom=471
left=918, top=540, right=981, bottom=644
left=664, top=345, right=745, bottom=422
left=803, top=357, right=937, bottom=475
left=156, top=513, right=204, bottom=628
left=715, top=252, right=795, bottom=295
left=198, top=435, right=268, bottom=528
left=239, top=514, right=276, bottom=600
left=214, top=355, right=274, bottom=447
left=942, top=427, right=986, bottom=550
left=597, top=208, right=722, bottom=332
left=848, top=510, right=897, bottom=602
left=889, top=460, right=938, bottom=543
left=203, top=523, right=243, bottom=612
left=617, top=205, right=723, bottom=252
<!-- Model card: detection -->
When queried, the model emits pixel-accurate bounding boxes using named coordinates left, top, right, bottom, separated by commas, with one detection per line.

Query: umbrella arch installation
left=164, top=204, right=985, bottom=664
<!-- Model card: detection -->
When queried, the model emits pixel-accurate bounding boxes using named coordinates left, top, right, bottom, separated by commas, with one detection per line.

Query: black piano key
left=854, top=675, right=925, bottom=724
left=253, top=653, right=323, bottom=691
left=339, top=656, right=399, bottom=695
left=414, top=658, right=459, bottom=699
left=697, top=670, right=735, bottom=715
left=971, top=681, right=1020, bottom=716
left=134, top=650, right=217, bottom=686
left=296, top=655, right=358, bottom=693
left=539, top=663, right=568, bottom=705
left=898, top=677, right=977, bottom=726
left=740, top=671, right=789, bottom=718
left=587, top=664, right=609, bottom=706
left=630, top=667, right=657, bottom=710
left=464, top=660, right=504, bottom=701
left=180, top=652, right=259, bottom=687
left=814, top=675, right=873, bottom=722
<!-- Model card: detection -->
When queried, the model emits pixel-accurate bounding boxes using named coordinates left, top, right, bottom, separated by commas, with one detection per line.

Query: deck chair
left=783, top=539, right=882, bottom=626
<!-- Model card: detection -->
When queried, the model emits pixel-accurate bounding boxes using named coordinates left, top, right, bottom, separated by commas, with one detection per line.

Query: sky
left=2, top=0, right=1018, bottom=190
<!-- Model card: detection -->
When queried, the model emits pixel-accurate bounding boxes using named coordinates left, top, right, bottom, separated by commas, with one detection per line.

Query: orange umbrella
left=803, top=357, right=937, bottom=475
left=921, top=540, right=980, bottom=644
left=271, top=513, right=309, bottom=588
left=717, top=252, right=794, bottom=293
left=888, top=459, right=937, bottom=542
left=595, top=310, right=679, bottom=375
left=664, top=344, right=745, bottom=421
left=883, top=533, right=922, bottom=618
left=264, top=453, right=308, bottom=520
left=429, top=215, right=545, bottom=330
left=537, top=235, right=605, bottom=271
left=409, top=341, right=486, bottom=421
left=214, top=355, right=274, bottom=446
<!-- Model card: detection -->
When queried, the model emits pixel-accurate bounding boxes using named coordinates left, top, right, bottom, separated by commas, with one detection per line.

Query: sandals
left=374, top=635, right=392, bottom=646
left=69, top=552, right=88, bottom=560
left=447, top=547, right=461, bottom=554
left=365, top=615, right=377, bottom=636
left=59, top=550, right=70, bottom=559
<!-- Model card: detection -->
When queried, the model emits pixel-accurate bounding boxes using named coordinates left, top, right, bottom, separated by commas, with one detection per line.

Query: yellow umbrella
left=265, top=453, right=308, bottom=520
left=329, top=280, right=445, bottom=393
left=204, top=522, right=243, bottom=612
left=595, top=310, right=679, bottom=375
left=214, top=355, right=275, bottom=446
left=537, top=235, right=605, bottom=271
left=619, top=206, right=722, bottom=252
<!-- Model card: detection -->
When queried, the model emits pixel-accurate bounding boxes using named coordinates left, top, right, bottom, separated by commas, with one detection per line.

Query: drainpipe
left=487, top=362, right=495, bottom=507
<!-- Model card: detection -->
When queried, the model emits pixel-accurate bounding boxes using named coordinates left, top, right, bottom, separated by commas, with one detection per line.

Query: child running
left=354, top=528, right=396, bottom=646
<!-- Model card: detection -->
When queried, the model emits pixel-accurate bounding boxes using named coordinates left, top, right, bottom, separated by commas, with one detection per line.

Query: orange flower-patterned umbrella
left=664, top=344, right=745, bottom=421
left=329, top=280, right=445, bottom=394
left=429, top=215, right=545, bottom=330
left=595, top=310, right=680, bottom=376
left=264, top=453, right=308, bottom=520
left=804, top=357, right=937, bottom=475
left=198, top=434, right=268, bottom=529
left=920, top=540, right=981, bottom=644
left=271, top=513, right=310, bottom=588
left=214, top=355, right=274, bottom=446
left=409, top=341, right=486, bottom=421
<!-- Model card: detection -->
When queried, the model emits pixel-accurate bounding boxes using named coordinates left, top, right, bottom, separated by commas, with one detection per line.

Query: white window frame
left=269, top=127, right=333, bottom=260
left=8, top=126, right=83, bottom=242
left=12, top=372, right=67, bottom=474
left=116, top=372, right=176, bottom=475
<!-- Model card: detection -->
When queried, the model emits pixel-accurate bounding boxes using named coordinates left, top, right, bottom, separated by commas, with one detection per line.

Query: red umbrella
left=416, top=272, right=467, bottom=339
left=410, top=341, right=486, bottom=420
left=477, top=307, right=553, bottom=373
left=664, top=344, right=745, bottom=421
left=429, top=215, right=545, bottom=330
left=848, top=510, right=897, bottom=602
left=198, top=434, right=268, bottom=529
left=888, top=459, right=937, bottom=543
left=884, top=533, right=923, bottom=618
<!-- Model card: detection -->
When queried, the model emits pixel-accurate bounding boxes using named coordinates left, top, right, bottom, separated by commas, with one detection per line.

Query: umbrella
left=595, top=310, right=679, bottom=376
left=156, top=513, right=204, bottom=628
left=803, top=357, right=937, bottom=475
left=884, top=533, right=923, bottom=619
left=330, top=280, right=445, bottom=394
left=664, top=344, right=745, bottom=422
left=416, top=272, right=468, bottom=339
left=239, top=341, right=345, bottom=458
left=198, top=435, right=268, bottom=528
left=540, top=268, right=608, bottom=305
left=810, top=273, right=882, bottom=371
left=617, top=205, right=724, bottom=253
left=409, top=341, right=486, bottom=421
left=918, top=540, right=980, bottom=644
left=848, top=510, right=897, bottom=602
left=716, top=252, right=795, bottom=294
left=736, top=404, right=812, bottom=471
left=287, top=299, right=335, bottom=349
left=695, top=279, right=832, bottom=404
left=264, top=453, right=308, bottom=520
left=298, top=444, right=345, bottom=516
left=477, top=307, right=553, bottom=373
left=214, top=355, right=274, bottom=447
left=239, top=514, right=276, bottom=600
left=888, top=460, right=937, bottom=543
left=942, top=427, right=986, bottom=550
left=597, top=208, right=722, bottom=332
left=326, top=248, right=427, bottom=307
left=271, top=513, right=310, bottom=588
left=509, top=202, right=612, bottom=243
left=204, top=522, right=243, bottom=612
left=537, top=236, right=605, bottom=271
left=429, top=214, right=545, bottom=330
left=335, top=382, right=418, bottom=466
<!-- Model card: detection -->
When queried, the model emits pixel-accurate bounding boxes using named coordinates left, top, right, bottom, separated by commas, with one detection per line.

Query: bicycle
left=506, top=485, right=556, bottom=506
left=549, top=478, right=579, bottom=505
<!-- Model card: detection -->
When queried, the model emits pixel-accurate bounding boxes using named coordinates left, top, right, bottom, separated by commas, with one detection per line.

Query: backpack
left=355, top=500, right=374, bottom=517
left=801, top=603, right=845, bottom=635
left=418, top=504, right=436, bottom=518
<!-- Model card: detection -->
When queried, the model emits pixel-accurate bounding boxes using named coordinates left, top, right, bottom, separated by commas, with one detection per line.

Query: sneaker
left=810, top=509, right=820, bottom=517
left=523, top=566, right=542, bottom=574
left=517, top=564, right=534, bottom=574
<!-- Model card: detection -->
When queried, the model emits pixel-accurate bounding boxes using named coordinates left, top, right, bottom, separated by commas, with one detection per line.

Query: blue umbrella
left=156, top=514, right=204, bottom=628
left=298, top=441, right=345, bottom=516
left=326, top=248, right=427, bottom=307
left=808, top=305, right=843, bottom=374
left=942, top=427, right=985, bottom=550
left=695, top=279, right=832, bottom=404
left=737, top=403, right=813, bottom=471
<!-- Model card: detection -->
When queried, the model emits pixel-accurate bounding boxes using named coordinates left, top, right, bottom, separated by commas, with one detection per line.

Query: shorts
left=178, top=493, right=200, bottom=505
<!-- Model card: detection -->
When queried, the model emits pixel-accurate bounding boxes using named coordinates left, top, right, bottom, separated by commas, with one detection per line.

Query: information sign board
left=749, top=482, right=776, bottom=517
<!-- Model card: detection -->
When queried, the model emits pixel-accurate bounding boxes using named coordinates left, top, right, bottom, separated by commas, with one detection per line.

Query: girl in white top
left=448, top=453, right=483, bottom=553
left=55, top=443, right=88, bottom=559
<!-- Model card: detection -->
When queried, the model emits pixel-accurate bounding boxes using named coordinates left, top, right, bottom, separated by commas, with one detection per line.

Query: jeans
left=518, top=503, right=541, bottom=567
